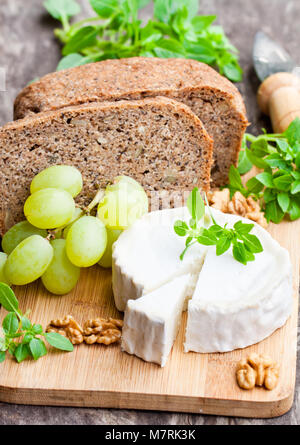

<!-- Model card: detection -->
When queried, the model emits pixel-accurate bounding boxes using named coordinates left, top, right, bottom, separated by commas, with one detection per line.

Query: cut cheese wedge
left=112, top=208, right=207, bottom=312
left=185, top=209, right=293, bottom=353
left=122, top=274, right=192, bottom=367
left=113, top=207, right=293, bottom=366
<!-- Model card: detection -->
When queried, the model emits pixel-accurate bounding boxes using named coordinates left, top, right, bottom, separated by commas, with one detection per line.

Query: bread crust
left=14, top=58, right=248, bottom=186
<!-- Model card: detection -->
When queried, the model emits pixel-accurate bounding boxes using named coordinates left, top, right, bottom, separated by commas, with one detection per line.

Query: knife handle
left=257, top=72, right=300, bottom=133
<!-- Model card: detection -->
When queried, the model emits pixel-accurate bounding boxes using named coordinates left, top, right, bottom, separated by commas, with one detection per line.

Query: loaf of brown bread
left=14, top=58, right=248, bottom=187
left=0, top=97, right=213, bottom=235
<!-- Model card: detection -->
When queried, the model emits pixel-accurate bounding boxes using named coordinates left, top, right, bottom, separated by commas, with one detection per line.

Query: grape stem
left=85, top=189, right=105, bottom=215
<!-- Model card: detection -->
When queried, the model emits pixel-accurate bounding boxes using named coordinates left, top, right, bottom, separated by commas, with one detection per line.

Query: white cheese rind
left=112, top=207, right=206, bottom=311
left=184, top=208, right=293, bottom=353
left=122, top=275, right=191, bottom=366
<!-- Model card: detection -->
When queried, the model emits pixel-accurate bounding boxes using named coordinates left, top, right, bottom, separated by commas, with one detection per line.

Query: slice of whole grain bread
left=14, top=58, right=248, bottom=187
left=0, top=97, right=213, bottom=236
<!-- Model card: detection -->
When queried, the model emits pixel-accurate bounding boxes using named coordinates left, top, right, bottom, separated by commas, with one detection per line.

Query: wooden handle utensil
left=257, top=72, right=300, bottom=133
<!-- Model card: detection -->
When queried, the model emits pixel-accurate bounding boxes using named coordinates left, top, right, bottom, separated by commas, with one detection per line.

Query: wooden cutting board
left=0, top=219, right=299, bottom=418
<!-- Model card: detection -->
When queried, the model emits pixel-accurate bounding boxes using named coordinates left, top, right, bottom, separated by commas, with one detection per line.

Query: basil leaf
left=223, top=63, right=242, bottom=83
left=246, top=177, right=264, bottom=195
left=255, top=172, right=274, bottom=188
left=186, top=187, right=205, bottom=222
left=0, top=337, right=7, bottom=352
left=216, top=236, right=231, bottom=256
left=0, top=351, right=6, bottom=363
left=241, top=233, right=263, bottom=254
left=32, top=324, right=44, bottom=335
left=29, top=338, right=47, bottom=360
left=277, top=192, right=290, bottom=213
left=273, top=175, right=293, bottom=191
left=228, top=165, right=244, bottom=191
left=14, top=344, right=30, bottom=363
left=44, top=0, right=81, bottom=20
left=174, top=220, right=189, bottom=236
left=197, top=229, right=217, bottom=246
left=56, top=53, right=93, bottom=71
left=90, top=0, right=119, bottom=18
left=2, top=313, right=19, bottom=335
left=265, top=200, right=285, bottom=224
left=291, top=180, right=300, bottom=195
left=234, top=221, right=254, bottom=235
left=44, top=333, right=74, bottom=352
left=232, top=243, right=247, bottom=265
left=191, top=15, right=216, bottom=32
left=62, top=26, right=99, bottom=56
left=283, top=117, right=300, bottom=146
left=245, top=148, right=268, bottom=169
left=288, top=199, right=300, bottom=221
left=238, top=149, right=253, bottom=175
left=21, top=316, right=31, bottom=330
left=0, top=284, right=20, bottom=315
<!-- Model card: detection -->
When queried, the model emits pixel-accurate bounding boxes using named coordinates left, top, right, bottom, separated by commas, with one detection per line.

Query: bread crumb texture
left=0, top=97, right=213, bottom=235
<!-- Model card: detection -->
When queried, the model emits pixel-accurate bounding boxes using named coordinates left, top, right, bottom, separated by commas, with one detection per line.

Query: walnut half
left=236, top=353, right=279, bottom=391
left=46, top=315, right=84, bottom=345
left=83, top=317, right=123, bottom=345
left=209, top=189, right=268, bottom=228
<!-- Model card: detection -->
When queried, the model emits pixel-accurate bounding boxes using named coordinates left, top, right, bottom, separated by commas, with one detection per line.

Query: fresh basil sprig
left=0, top=283, right=73, bottom=363
left=44, top=0, right=242, bottom=82
left=174, top=188, right=263, bottom=265
left=227, top=117, right=300, bottom=224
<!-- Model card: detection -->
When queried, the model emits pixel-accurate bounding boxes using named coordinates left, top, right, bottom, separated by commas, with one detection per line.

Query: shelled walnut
left=236, top=353, right=279, bottom=391
left=83, top=318, right=123, bottom=345
left=208, top=189, right=268, bottom=228
left=46, top=315, right=123, bottom=347
left=46, top=315, right=84, bottom=345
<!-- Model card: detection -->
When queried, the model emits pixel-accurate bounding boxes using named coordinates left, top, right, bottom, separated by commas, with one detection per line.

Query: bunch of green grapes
left=1, top=166, right=148, bottom=295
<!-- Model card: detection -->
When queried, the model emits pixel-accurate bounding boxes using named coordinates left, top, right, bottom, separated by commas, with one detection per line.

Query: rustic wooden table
left=0, top=0, right=299, bottom=425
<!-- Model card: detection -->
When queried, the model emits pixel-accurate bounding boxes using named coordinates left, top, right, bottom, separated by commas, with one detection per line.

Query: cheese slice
left=185, top=209, right=293, bottom=353
left=112, top=207, right=206, bottom=311
left=122, top=274, right=192, bottom=367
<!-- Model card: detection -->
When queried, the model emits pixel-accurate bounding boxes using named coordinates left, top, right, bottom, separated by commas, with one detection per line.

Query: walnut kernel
left=236, top=353, right=279, bottom=391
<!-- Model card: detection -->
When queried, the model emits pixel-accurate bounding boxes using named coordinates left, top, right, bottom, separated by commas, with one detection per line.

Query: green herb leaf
left=14, top=344, right=30, bottom=363
left=62, top=26, right=99, bottom=55
left=255, top=172, right=274, bottom=188
left=283, top=117, right=300, bottom=146
left=197, top=229, right=218, bottom=246
left=2, top=313, right=19, bottom=335
left=288, top=199, right=300, bottom=221
left=174, top=220, right=189, bottom=236
left=273, top=175, right=293, bottom=191
left=32, top=324, right=44, bottom=335
left=240, top=233, right=263, bottom=253
left=265, top=200, right=285, bottom=224
left=56, top=53, right=93, bottom=71
left=44, top=0, right=81, bottom=21
left=277, top=192, right=290, bottom=213
left=186, top=187, right=205, bottom=222
left=234, top=221, right=254, bottom=235
left=216, top=235, right=231, bottom=256
left=29, top=338, right=47, bottom=361
left=21, top=316, right=31, bottom=330
left=238, top=149, right=253, bottom=175
left=0, top=351, right=5, bottom=363
left=44, top=332, right=74, bottom=352
left=0, top=284, right=21, bottom=316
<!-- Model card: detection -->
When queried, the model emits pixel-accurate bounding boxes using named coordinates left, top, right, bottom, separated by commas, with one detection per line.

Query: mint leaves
left=228, top=118, right=300, bottom=224
left=44, top=0, right=242, bottom=82
left=174, top=188, right=263, bottom=265
left=0, top=283, right=73, bottom=363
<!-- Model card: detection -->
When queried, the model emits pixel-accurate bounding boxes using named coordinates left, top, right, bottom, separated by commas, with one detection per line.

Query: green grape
left=42, top=239, right=80, bottom=295
left=24, top=188, right=75, bottom=229
left=62, top=207, right=84, bottom=239
left=0, top=252, right=11, bottom=285
left=97, top=176, right=148, bottom=230
left=2, top=221, right=47, bottom=255
left=30, top=165, right=83, bottom=197
left=66, top=216, right=107, bottom=267
left=98, top=228, right=122, bottom=268
left=4, top=235, right=53, bottom=285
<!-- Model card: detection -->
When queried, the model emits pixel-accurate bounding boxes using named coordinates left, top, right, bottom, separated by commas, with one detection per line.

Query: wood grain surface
left=0, top=0, right=300, bottom=425
left=0, top=219, right=299, bottom=418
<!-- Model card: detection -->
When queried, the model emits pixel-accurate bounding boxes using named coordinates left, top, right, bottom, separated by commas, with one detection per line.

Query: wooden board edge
left=0, top=384, right=295, bottom=419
